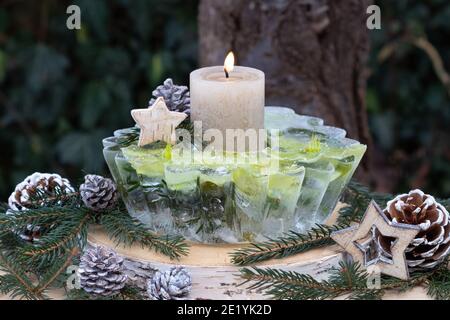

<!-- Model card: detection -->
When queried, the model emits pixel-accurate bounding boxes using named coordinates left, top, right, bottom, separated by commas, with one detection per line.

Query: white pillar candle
left=190, top=61, right=265, bottom=137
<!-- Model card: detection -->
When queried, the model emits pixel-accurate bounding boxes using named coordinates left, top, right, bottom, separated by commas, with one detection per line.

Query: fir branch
left=119, top=285, right=146, bottom=300
left=439, top=198, right=450, bottom=213
left=0, top=206, right=80, bottom=234
left=0, top=210, right=64, bottom=226
left=21, top=191, right=80, bottom=209
left=338, top=180, right=392, bottom=223
left=0, top=248, right=79, bottom=300
left=331, top=262, right=384, bottom=300
left=240, top=267, right=338, bottom=300
left=0, top=252, right=42, bottom=300
left=239, top=260, right=447, bottom=300
left=0, top=231, right=25, bottom=252
left=99, top=208, right=189, bottom=260
left=231, top=223, right=349, bottom=266
left=240, top=261, right=381, bottom=300
left=19, top=211, right=90, bottom=266
left=66, top=285, right=144, bottom=300
left=0, top=274, right=40, bottom=300
left=34, top=247, right=80, bottom=297
left=116, top=127, right=140, bottom=148
left=426, top=265, right=450, bottom=300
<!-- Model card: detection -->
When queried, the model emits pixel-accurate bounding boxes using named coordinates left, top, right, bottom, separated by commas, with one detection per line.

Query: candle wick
left=224, top=68, right=229, bottom=79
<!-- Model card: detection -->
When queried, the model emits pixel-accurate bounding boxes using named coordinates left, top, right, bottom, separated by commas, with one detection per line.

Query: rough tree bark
left=198, top=0, right=373, bottom=179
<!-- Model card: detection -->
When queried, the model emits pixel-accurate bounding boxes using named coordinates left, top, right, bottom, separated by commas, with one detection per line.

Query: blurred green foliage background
left=368, top=0, right=450, bottom=196
left=0, top=0, right=449, bottom=199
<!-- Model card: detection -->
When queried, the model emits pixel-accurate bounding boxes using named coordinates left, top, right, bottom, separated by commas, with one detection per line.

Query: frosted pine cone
left=377, top=189, right=450, bottom=269
left=78, top=246, right=128, bottom=296
left=149, top=78, right=190, bottom=114
left=8, top=172, right=75, bottom=242
left=123, top=260, right=158, bottom=293
left=8, top=172, right=75, bottom=211
left=80, top=175, right=118, bottom=212
left=147, top=266, right=192, bottom=300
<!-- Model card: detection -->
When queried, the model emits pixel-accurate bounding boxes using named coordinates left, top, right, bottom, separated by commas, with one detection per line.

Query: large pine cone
left=7, top=172, right=75, bottom=242
left=377, top=190, right=450, bottom=269
left=78, top=246, right=128, bottom=296
left=149, top=78, right=190, bottom=114
left=146, top=266, right=192, bottom=300
left=80, top=175, right=118, bottom=212
left=8, top=172, right=75, bottom=211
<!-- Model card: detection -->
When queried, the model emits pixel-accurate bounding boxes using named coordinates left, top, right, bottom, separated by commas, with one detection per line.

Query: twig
left=230, top=224, right=347, bottom=266
left=408, top=36, right=450, bottom=96
left=0, top=254, right=40, bottom=299
left=35, top=247, right=79, bottom=295
left=378, top=35, right=450, bottom=97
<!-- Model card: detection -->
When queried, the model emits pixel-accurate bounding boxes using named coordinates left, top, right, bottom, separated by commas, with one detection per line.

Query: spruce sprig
left=426, top=265, right=450, bottom=300
left=99, top=208, right=189, bottom=260
left=240, top=261, right=382, bottom=300
left=240, top=261, right=405, bottom=300
left=231, top=223, right=349, bottom=266
left=0, top=248, right=79, bottom=300
left=0, top=251, right=40, bottom=300
left=116, top=127, right=140, bottom=148
left=0, top=177, right=189, bottom=299
left=18, top=210, right=91, bottom=267
left=0, top=205, right=86, bottom=237
left=338, top=180, right=392, bottom=223
left=66, top=285, right=144, bottom=300
left=19, top=183, right=80, bottom=209
left=240, top=259, right=450, bottom=300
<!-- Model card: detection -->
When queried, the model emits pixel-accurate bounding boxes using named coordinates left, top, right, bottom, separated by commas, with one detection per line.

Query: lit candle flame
left=224, top=52, right=235, bottom=78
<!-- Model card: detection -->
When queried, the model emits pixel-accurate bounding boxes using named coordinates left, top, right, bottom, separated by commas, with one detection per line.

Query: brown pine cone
left=377, top=190, right=450, bottom=269
left=7, top=172, right=75, bottom=243
left=8, top=172, right=75, bottom=211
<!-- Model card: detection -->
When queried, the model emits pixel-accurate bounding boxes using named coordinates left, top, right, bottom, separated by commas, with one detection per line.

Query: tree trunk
left=198, top=0, right=373, bottom=180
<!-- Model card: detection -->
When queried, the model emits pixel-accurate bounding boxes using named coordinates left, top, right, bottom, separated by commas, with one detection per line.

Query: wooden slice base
left=0, top=203, right=433, bottom=300
left=87, top=227, right=434, bottom=300
left=85, top=203, right=433, bottom=300
left=88, top=225, right=344, bottom=300
left=87, top=203, right=342, bottom=299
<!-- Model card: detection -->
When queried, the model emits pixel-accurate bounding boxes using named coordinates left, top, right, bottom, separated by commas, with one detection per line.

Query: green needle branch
left=240, top=260, right=450, bottom=300
left=231, top=223, right=349, bottom=266
left=99, top=208, right=189, bottom=260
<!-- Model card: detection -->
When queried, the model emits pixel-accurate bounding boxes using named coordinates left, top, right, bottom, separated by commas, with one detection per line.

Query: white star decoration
left=131, top=97, right=187, bottom=147
left=331, top=201, right=421, bottom=280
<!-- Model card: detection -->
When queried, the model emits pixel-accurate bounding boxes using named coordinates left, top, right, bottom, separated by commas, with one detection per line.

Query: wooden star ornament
left=331, top=201, right=421, bottom=280
left=131, top=97, right=187, bottom=147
